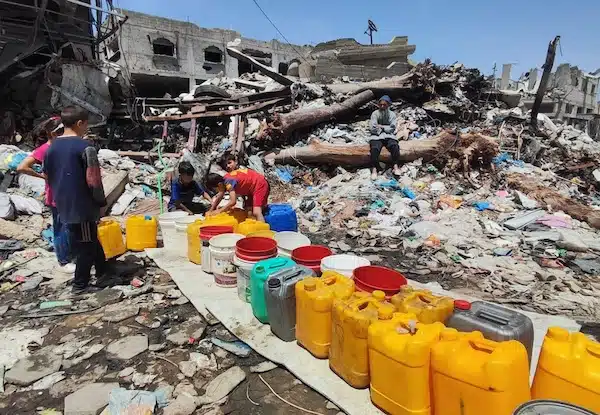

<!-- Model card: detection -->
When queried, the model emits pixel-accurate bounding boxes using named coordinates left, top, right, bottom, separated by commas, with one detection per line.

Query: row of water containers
left=234, top=259, right=600, bottom=415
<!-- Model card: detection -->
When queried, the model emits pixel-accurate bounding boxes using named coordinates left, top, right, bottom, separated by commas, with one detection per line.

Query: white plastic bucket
left=209, top=233, right=245, bottom=288
left=274, top=231, right=311, bottom=258
left=233, top=254, right=261, bottom=302
left=174, top=215, right=203, bottom=257
left=158, top=211, right=189, bottom=251
left=320, top=254, right=371, bottom=277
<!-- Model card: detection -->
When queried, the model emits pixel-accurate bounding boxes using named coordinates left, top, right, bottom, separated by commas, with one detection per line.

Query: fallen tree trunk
left=264, top=131, right=499, bottom=171
left=507, top=173, right=600, bottom=229
left=261, top=90, right=375, bottom=139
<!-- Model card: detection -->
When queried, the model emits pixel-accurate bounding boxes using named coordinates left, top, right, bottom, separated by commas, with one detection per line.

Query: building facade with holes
left=102, top=9, right=311, bottom=97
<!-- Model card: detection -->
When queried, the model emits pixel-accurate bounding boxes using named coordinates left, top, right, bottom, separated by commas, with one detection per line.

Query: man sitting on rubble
left=44, top=106, right=108, bottom=294
left=369, top=95, right=402, bottom=180
left=168, top=161, right=213, bottom=214
left=205, top=167, right=270, bottom=222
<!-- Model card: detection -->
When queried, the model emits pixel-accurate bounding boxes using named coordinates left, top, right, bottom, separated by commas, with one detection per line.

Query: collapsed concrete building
left=0, top=0, right=124, bottom=141
left=99, top=9, right=417, bottom=96
left=304, top=36, right=416, bottom=81
left=498, top=63, right=600, bottom=137
left=101, top=10, right=313, bottom=97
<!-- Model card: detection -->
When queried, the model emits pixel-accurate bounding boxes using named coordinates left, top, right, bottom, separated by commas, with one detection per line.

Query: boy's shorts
left=246, top=180, right=270, bottom=209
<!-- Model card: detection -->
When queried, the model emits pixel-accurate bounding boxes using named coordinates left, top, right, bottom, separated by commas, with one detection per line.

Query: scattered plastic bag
left=0, top=193, right=15, bottom=220
left=9, top=194, right=42, bottom=215
left=18, top=174, right=45, bottom=196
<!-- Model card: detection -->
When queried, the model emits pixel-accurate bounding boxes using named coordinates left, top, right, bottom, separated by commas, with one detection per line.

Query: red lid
left=454, top=300, right=471, bottom=310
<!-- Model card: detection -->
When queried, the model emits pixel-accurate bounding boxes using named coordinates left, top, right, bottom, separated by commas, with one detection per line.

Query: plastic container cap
left=454, top=299, right=471, bottom=310
left=303, top=280, right=317, bottom=291
left=268, top=279, right=281, bottom=288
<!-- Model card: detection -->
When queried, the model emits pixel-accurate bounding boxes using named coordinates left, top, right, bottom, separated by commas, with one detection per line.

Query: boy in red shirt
left=206, top=167, right=270, bottom=222
left=17, top=116, right=74, bottom=274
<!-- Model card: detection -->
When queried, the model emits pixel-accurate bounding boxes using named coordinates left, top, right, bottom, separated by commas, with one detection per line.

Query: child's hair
left=220, top=152, right=237, bottom=169
left=60, top=106, right=89, bottom=128
left=33, top=116, right=63, bottom=140
left=178, top=161, right=195, bottom=176
left=206, top=173, right=224, bottom=189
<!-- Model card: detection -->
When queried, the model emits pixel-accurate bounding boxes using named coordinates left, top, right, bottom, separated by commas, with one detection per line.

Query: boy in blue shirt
left=168, top=161, right=213, bottom=214
left=44, top=106, right=108, bottom=294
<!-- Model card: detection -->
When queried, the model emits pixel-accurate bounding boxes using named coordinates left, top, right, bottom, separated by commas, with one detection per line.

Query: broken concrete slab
left=100, top=170, right=129, bottom=216
left=226, top=46, right=293, bottom=86
left=250, top=361, right=278, bottom=373
left=102, top=303, right=139, bottom=323
left=196, top=366, right=246, bottom=405
left=106, top=335, right=148, bottom=360
left=64, top=382, right=119, bottom=415
left=163, top=393, right=197, bottom=415
left=5, top=348, right=62, bottom=386
left=178, top=360, right=198, bottom=378
left=85, top=288, right=123, bottom=308
left=166, top=316, right=206, bottom=345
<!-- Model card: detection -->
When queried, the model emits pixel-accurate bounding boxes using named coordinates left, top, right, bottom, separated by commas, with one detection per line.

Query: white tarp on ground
left=147, top=248, right=580, bottom=415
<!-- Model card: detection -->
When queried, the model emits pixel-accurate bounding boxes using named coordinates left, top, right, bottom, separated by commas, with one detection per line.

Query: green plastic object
left=250, top=257, right=296, bottom=323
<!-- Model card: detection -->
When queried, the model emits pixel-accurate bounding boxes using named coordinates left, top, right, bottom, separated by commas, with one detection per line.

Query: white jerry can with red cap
left=446, top=300, right=535, bottom=366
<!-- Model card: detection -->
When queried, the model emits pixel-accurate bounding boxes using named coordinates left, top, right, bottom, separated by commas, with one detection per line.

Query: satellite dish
left=368, top=19, right=378, bottom=32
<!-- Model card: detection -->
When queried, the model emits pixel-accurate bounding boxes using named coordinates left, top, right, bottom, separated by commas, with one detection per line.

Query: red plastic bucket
left=235, top=237, right=278, bottom=261
left=200, top=226, right=233, bottom=241
left=353, top=266, right=407, bottom=298
left=292, top=245, right=332, bottom=276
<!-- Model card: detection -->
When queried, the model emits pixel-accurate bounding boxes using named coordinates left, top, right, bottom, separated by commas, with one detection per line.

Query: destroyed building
left=0, top=0, right=124, bottom=141
left=499, top=63, right=600, bottom=136
left=101, top=9, right=312, bottom=97
left=304, top=36, right=416, bottom=81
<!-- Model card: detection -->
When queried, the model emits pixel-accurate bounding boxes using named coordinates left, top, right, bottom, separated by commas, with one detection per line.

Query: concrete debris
left=163, top=394, right=197, bottom=415
left=64, top=383, right=119, bottom=415
left=166, top=316, right=206, bottom=345
left=102, top=303, right=140, bottom=323
left=106, top=335, right=149, bottom=360
left=196, top=366, right=246, bottom=405
left=5, top=347, right=62, bottom=386
left=250, top=361, right=278, bottom=373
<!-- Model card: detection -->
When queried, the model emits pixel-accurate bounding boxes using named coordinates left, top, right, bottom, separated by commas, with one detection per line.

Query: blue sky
left=115, top=0, right=599, bottom=76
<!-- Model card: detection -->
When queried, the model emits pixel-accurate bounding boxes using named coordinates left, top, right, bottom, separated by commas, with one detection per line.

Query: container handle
left=468, top=338, right=496, bottom=354
left=282, top=270, right=305, bottom=282
left=268, top=258, right=291, bottom=270
left=475, top=310, right=510, bottom=326
left=587, top=342, right=600, bottom=358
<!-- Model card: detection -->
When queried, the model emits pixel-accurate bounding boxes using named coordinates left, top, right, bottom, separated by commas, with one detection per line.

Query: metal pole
left=64, top=0, right=125, bottom=18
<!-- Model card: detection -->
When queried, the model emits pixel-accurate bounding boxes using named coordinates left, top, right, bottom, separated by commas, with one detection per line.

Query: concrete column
left=528, top=69, right=538, bottom=91
left=189, top=77, right=196, bottom=92
left=186, top=35, right=195, bottom=89
left=500, top=63, right=512, bottom=90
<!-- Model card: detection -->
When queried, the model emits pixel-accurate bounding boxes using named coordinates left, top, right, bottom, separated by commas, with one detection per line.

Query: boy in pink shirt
left=17, top=116, right=74, bottom=273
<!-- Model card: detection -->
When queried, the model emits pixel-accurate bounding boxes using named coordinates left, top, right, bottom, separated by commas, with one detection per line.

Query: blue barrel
left=264, top=204, right=298, bottom=232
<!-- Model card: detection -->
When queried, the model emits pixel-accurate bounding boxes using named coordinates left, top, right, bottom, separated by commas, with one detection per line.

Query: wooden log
left=507, top=173, right=600, bottom=229
left=263, top=90, right=375, bottom=139
left=264, top=131, right=499, bottom=168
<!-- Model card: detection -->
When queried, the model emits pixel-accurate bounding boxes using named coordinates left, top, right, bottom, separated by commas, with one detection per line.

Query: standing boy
left=44, top=106, right=108, bottom=294
left=206, top=167, right=270, bottom=222
left=369, top=95, right=402, bottom=179
left=168, top=161, right=213, bottom=214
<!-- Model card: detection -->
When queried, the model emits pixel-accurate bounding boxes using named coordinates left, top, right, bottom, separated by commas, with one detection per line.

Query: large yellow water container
left=531, top=327, right=600, bottom=413
left=330, top=290, right=396, bottom=388
left=186, top=214, right=238, bottom=264
left=125, top=215, right=157, bottom=251
left=431, top=329, right=530, bottom=415
left=295, top=271, right=355, bottom=359
left=368, top=313, right=445, bottom=415
left=228, top=208, right=248, bottom=225
left=391, top=286, right=454, bottom=324
left=237, top=218, right=270, bottom=236
left=98, top=220, right=126, bottom=259
left=248, top=230, right=276, bottom=238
